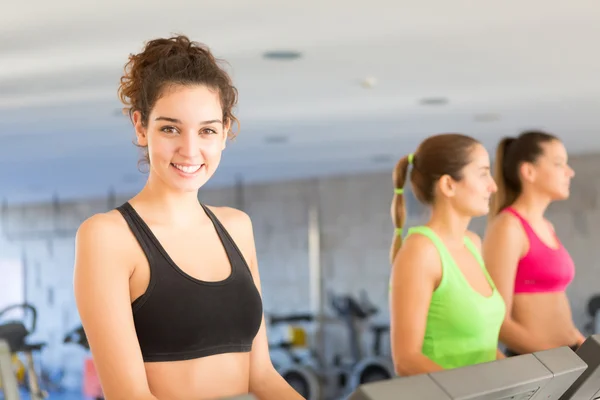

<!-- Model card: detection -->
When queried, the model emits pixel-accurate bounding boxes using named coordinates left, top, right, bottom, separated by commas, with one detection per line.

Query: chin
left=179, top=185, right=202, bottom=193
left=459, top=206, right=486, bottom=218
left=556, top=192, right=570, bottom=201
left=549, top=188, right=570, bottom=201
left=472, top=205, right=490, bottom=217
left=175, top=180, right=209, bottom=193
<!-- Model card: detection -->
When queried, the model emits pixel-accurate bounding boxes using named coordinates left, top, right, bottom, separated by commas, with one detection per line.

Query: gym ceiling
left=1, top=0, right=599, bottom=204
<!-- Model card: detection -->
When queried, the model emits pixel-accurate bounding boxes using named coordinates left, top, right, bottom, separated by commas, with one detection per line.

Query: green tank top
left=406, top=225, right=506, bottom=370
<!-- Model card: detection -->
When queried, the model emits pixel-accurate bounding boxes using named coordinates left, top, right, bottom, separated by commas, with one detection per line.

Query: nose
left=568, top=165, right=575, bottom=178
left=178, top=131, right=201, bottom=158
left=489, top=177, right=498, bottom=193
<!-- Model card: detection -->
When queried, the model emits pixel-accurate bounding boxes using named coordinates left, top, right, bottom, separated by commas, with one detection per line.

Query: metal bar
left=22, top=250, right=28, bottom=317
left=234, top=174, right=245, bottom=211
left=307, top=185, right=325, bottom=365
left=107, top=186, right=117, bottom=210
left=25, top=352, right=45, bottom=400
left=0, top=339, right=20, bottom=400
left=51, top=193, right=60, bottom=232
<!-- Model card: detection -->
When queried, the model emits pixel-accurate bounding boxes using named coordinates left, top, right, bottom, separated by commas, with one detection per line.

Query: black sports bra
left=116, top=202, right=263, bottom=362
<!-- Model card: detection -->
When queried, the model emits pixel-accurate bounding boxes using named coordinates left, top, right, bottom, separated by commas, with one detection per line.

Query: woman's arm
left=74, top=213, right=159, bottom=400
left=496, top=349, right=506, bottom=360
left=574, top=329, right=587, bottom=347
left=389, top=234, right=444, bottom=376
left=217, top=207, right=304, bottom=400
left=546, top=221, right=587, bottom=348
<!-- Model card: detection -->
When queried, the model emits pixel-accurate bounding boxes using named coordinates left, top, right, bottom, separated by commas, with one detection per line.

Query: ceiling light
left=262, top=50, right=302, bottom=60
left=371, top=154, right=394, bottom=164
left=474, top=113, right=501, bottom=122
left=360, top=76, right=378, bottom=89
left=264, top=135, right=289, bottom=144
left=419, top=97, right=449, bottom=106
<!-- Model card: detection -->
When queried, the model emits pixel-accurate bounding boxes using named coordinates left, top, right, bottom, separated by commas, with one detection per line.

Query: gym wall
left=1, top=152, right=599, bottom=390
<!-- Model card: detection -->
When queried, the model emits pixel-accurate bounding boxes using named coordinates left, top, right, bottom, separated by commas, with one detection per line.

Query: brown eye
left=161, top=126, right=178, bottom=134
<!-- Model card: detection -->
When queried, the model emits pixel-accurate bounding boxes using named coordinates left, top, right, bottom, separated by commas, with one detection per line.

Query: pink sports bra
left=503, top=207, right=575, bottom=294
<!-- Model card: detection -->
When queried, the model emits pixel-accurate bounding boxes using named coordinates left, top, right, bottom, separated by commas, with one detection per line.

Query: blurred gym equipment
left=63, top=325, right=89, bottom=350
left=268, top=313, right=322, bottom=400
left=0, top=339, right=19, bottom=400
left=268, top=291, right=394, bottom=400
left=328, top=291, right=394, bottom=392
left=63, top=325, right=103, bottom=400
left=0, top=304, right=46, bottom=400
left=584, top=295, right=600, bottom=335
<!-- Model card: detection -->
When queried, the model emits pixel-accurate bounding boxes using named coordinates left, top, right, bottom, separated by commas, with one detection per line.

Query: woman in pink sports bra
left=482, top=130, right=584, bottom=356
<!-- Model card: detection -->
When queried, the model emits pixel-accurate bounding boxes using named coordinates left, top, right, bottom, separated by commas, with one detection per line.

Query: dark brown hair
left=490, top=130, right=558, bottom=218
left=390, top=133, right=480, bottom=263
left=118, top=34, right=239, bottom=164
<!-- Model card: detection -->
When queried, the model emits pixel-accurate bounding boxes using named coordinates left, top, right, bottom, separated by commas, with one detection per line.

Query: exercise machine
left=267, top=292, right=395, bottom=399
left=0, top=339, right=20, bottom=400
left=370, top=324, right=389, bottom=360
left=347, top=345, right=587, bottom=399
left=268, top=292, right=395, bottom=399
left=63, top=324, right=104, bottom=400
left=328, top=291, right=394, bottom=393
left=63, top=325, right=89, bottom=350
left=0, top=303, right=47, bottom=400
left=584, top=295, right=600, bottom=335
left=559, top=334, right=600, bottom=399
left=268, top=313, right=322, bottom=400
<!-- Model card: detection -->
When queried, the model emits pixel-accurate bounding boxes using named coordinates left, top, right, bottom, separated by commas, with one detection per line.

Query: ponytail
left=490, top=137, right=518, bottom=219
left=389, top=155, right=411, bottom=264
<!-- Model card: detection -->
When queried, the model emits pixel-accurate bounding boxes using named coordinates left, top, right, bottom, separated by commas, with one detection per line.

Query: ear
left=437, top=174, right=457, bottom=198
left=519, top=161, right=537, bottom=183
left=132, top=111, right=148, bottom=147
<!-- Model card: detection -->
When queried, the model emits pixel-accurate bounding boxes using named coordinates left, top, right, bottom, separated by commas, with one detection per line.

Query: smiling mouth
left=171, top=163, right=203, bottom=174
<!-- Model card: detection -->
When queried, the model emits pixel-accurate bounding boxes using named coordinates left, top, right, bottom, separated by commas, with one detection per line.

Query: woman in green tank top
left=388, top=133, right=506, bottom=376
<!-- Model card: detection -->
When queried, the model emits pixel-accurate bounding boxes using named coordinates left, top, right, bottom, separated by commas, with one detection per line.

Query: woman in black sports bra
left=73, top=35, right=304, bottom=400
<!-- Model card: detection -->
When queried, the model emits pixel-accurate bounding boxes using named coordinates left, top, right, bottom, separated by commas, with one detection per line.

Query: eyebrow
left=154, top=116, right=223, bottom=125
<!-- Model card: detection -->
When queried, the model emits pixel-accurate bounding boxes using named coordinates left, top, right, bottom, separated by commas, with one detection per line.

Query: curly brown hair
left=117, top=34, right=239, bottom=164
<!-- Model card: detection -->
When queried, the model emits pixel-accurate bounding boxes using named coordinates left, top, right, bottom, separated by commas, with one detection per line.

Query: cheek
left=202, top=137, right=225, bottom=154
left=455, top=180, right=490, bottom=207
left=148, top=137, right=174, bottom=158
left=538, top=168, right=565, bottom=188
left=464, top=179, right=487, bottom=195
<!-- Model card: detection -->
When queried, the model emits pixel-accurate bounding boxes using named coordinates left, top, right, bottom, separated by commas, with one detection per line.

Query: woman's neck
left=131, top=175, right=206, bottom=227
left=427, top=205, right=471, bottom=247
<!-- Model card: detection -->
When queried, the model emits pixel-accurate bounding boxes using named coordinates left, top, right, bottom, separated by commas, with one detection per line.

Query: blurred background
left=2, top=0, right=600, bottom=399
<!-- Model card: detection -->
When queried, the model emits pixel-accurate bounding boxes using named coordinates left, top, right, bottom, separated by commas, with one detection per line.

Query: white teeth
left=173, top=164, right=201, bottom=174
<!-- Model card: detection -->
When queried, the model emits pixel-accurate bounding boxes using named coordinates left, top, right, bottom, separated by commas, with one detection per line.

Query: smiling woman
left=72, top=35, right=304, bottom=400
